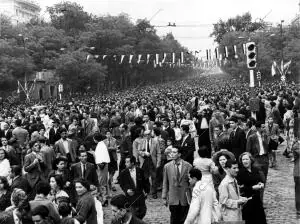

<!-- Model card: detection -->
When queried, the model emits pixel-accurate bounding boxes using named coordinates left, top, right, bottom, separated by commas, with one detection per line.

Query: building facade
left=0, top=0, right=41, bottom=25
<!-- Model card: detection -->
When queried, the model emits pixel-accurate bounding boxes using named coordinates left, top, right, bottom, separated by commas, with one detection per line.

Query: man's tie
left=233, top=180, right=239, bottom=195
left=176, top=163, right=180, bottom=182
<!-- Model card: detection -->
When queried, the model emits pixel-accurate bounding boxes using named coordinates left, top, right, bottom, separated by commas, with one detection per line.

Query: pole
left=249, top=70, right=256, bottom=119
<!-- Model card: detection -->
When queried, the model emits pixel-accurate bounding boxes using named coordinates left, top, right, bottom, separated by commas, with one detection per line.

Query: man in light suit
left=81, top=111, right=96, bottom=138
left=138, top=130, right=161, bottom=199
left=54, top=129, right=77, bottom=163
left=162, top=146, right=192, bottom=224
left=24, top=141, right=46, bottom=189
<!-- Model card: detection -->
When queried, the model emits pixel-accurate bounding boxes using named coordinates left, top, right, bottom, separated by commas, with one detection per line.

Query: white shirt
left=62, top=139, right=69, bottom=154
left=81, top=163, right=86, bottom=177
left=95, top=141, right=110, bottom=164
left=200, top=117, right=209, bottom=129
left=174, top=160, right=182, bottom=175
left=129, top=167, right=137, bottom=187
left=0, top=159, right=10, bottom=177
left=256, top=132, right=265, bottom=155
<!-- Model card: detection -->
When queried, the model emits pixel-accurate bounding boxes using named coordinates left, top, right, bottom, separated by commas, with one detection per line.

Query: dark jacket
left=70, top=162, right=99, bottom=187
left=11, top=175, right=32, bottom=194
left=180, top=134, right=195, bottom=165
left=119, top=167, right=150, bottom=207
left=75, top=192, right=97, bottom=224
left=229, top=127, right=246, bottom=160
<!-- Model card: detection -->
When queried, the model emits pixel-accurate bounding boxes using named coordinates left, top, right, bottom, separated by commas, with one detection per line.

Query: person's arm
left=24, top=155, right=38, bottom=172
left=184, top=189, right=201, bottom=224
left=156, top=141, right=161, bottom=168
left=218, top=182, right=239, bottom=209
left=162, top=165, right=169, bottom=200
left=75, top=196, right=93, bottom=223
left=48, top=202, right=61, bottom=223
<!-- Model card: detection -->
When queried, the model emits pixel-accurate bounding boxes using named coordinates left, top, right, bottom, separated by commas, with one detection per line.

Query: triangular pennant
left=120, top=55, right=125, bottom=64
left=129, top=55, right=133, bottom=64
left=147, top=54, right=150, bottom=64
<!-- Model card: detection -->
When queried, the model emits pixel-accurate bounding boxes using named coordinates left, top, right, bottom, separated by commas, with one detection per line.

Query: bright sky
left=38, top=0, right=299, bottom=54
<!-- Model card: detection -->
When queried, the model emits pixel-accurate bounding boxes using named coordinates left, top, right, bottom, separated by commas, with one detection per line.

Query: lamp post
left=280, top=20, right=284, bottom=71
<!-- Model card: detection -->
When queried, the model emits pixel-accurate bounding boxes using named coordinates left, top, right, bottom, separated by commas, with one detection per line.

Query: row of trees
left=211, top=12, right=300, bottom=82
left=0, top=2, right=194, bottom=93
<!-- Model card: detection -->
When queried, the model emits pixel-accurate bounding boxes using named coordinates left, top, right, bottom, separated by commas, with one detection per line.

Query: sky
left=37, top=0, right=300, bottom=55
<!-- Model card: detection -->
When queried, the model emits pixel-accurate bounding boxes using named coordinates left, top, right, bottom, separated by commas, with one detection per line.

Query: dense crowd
left=0, top=73, right=299, bottom=224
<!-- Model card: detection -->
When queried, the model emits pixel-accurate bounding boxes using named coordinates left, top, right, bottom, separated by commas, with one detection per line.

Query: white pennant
left=120, top=55, right=125, bottom=64
left=103, top=55, right=107, bottom=60
left=86, top=54, right=91, bottom=62
left=137, top=54, right=142, bottom=64
left=129, top=55, right=133, bottom=64
left=172, top=53, right=175, bottom=64
left=233, top=45, right=238, bottom=58
left=162, top=53, right=167, bottom=63
left=156, top=54, right=159, bottom=64
left=153, top=60, right=157, bottom=68
left=181, top=52, right=184, bottom=63
left=147, top=54, right=150, bottom=64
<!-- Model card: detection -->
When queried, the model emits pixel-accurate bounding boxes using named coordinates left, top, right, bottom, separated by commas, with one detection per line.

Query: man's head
left=162, top=118, right=170, bottom=128
left=79, top=150, right=87, bottom=164
left=125, top=156, right=136, bottom=170
left=1, top=137, right=8, bottom=146
left=229, top=117, right=238, bottom=130
left=143, top=114, right=149, bottom=122
left=144, top=130, right=151, bottom=140
left=170, top=146, right=182, bottom=161
left=213, top=124, right=223, bottom=136
left=119, top=123, right=128, bottom=133
left=30, top=141, right=41, bottom=153
left=267, top=116, right=274, bottom=124
left=31, top=205, right=49, bottom=224
left=10, top=165, right=22, bottom=179
left=111, top=194, right=129, bottom=222
left=106, top=130, right=112, bottom=139
left=3, top=123, right=8, bottom=130
left=255, top=121, right=265, bottom=134
left=180, top=125, right=189, bottom=136
left=188, top=168, right=202, bottom=187
left=36, top=182, right=51, bottom=196
left=225, top=159, right=239, bottom=178
left=60, top=129, right=67, bottom=140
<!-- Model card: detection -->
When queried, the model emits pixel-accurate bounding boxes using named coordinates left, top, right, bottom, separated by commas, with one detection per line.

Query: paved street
left=103, top=143, right=298, bottom=224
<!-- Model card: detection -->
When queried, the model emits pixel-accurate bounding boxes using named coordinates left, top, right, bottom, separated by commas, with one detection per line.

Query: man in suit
left=229, top=116, right=246, bottom=160
left=54, top=129, right=77, bottom=163
left=180, top=125, right=195, bottom=165
left=162, top=118, right=175, bottom=142
left=23, top=141, right=46, bottom=189
left=10, top=165, right=31, bottom=195
left=246, top=121, right=269, bottom=183
left=1, top=137, right=19, bottom=165
left=162, top=146, right=192, bottom=224
left=0, top=123, right=12, bottom=146
left=81, top=112, right=96, bottom=138
left=119, top=156, right=150, bottom=219
left=48, top=119, right=61, bottom=146
left=265, top=116, right=280, bottom=168
left=12, top=119, right=29, bottom=148
left=138, top=130, right=161, bottom=199
left=143, top=114, right=154, bottom=132
left=70, top=149, right=99, bottom=188
left=245, top=119, right=256, bottom=140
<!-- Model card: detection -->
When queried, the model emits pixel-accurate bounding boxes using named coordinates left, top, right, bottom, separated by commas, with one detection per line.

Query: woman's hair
left=197, top=146, right=210, bottom=158
left=0, top=148, right=7, bottom=160
left=11, top=188, right=27, bottom=207
left=49, top=174, right=64, bottom=190
left=239, top=152, right=255, bottom=166
left=53, top=156, right=68, bottom=170
left=74, top=178, right=90, bottom=191
left=58, top=202, right=72, bottom=218
left=0, top=176, right=9, bottom=190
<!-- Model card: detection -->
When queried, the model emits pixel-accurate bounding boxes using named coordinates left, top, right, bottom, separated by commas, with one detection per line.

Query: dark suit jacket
left=11, top=175, right=31, bottom=194
left=246, top=133, right=269, bottom=157
left=70, top=162, right=99, bottom=187
left=165, top=126, right=175, bottom=142
left=24, top=152, right=46, bottom=188
left=0, top=129, right=12, bottom=142
left=49, top=127, right=62, bottom=145
left=119, top=167, right=150, bottom=206
left=229, top=127, right=246, bottom=160
left=180, top=134, right=195, bottom=165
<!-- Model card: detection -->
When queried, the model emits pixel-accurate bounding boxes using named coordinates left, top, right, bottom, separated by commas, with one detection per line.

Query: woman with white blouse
left=0, top=148, right=10, bottom=178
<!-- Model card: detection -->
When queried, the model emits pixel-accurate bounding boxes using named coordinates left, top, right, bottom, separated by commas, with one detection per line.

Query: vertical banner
left=206, top=50, right=209, bottom=61
left=172, top=53, right=175, bottom=64
left=156, top=54, right=159, bottom=65
left=162, top=53, right=167, bottom=63
left=181, top=52, right=184, bottom=64
left=242, top=44, right=246, bottom=55
left=215, top=48, right=219, bottom=59
left=137, top=54, right=142, bottom=64
left=129, top=55, right=133, bottom=64
left=224, top=46, right=228, bottom=58
left=147, top=54, right=150, bottom=64
left=120, top=55, right=125, bottom=64
left=233, top=45, right=238, bottom=58
left=103, top=55, right=107, bottom=60
left=153, top=60, right=157, bottom=68
left=209, top=49, right=212, bottom=60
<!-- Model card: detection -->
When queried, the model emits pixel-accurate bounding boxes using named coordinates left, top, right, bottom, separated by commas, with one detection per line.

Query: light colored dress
left=0, top=159, right=10, bottom=177
left=193, top=157, right=216, bottom=187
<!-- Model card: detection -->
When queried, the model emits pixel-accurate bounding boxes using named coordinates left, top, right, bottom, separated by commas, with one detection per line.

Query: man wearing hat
left=54, top=129, right=77, bottom=163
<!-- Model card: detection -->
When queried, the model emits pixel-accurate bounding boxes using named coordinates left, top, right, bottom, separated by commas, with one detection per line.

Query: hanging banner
left=137, top=54, right=142, bottom=64
left=103, top=55, right=107, bottom=60
left=156, top=54, right=159, bottom=65
left=120, top=55, right=125, bottom=64
left=147, top=54, right=150, bottom=64
left=172, top=53, right=175, bottom=64
left=129, top=55, right=133, bottom=64
left=233, top=45, right=238, bottom=58
left=181, top=52, right=184, bottom=64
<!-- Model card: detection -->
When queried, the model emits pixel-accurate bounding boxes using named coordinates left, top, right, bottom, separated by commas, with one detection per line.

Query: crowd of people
left=0, top=73, right=299, bottom=224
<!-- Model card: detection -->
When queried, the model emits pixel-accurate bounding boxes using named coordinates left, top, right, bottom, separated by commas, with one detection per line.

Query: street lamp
left=280, top=20, right=284, bottom=67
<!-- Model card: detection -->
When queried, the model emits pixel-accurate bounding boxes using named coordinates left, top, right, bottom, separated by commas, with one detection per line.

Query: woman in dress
left=193, top=146, right=217, bottom=187
left=74, top=179, right=97, bottom=224
left=48, top=174, right=69, bottom=206
left=237, top=152, right=267, bottom=224
left=0, top=176, right=11, bottom=211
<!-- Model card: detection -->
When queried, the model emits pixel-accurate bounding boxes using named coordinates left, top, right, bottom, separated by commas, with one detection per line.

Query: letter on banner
left=147, top=54, right=150, bottom=64
left=172, top=53, right=175, bottom=64
left=156, top=54, right=159, bottom=65
left=120, top=55, right=125, bottom=64
left=103, top=55, right=107, bottom=60
left=181, top=52, right=184, bottom=64
left=137, top=54, right=142, bottom=64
